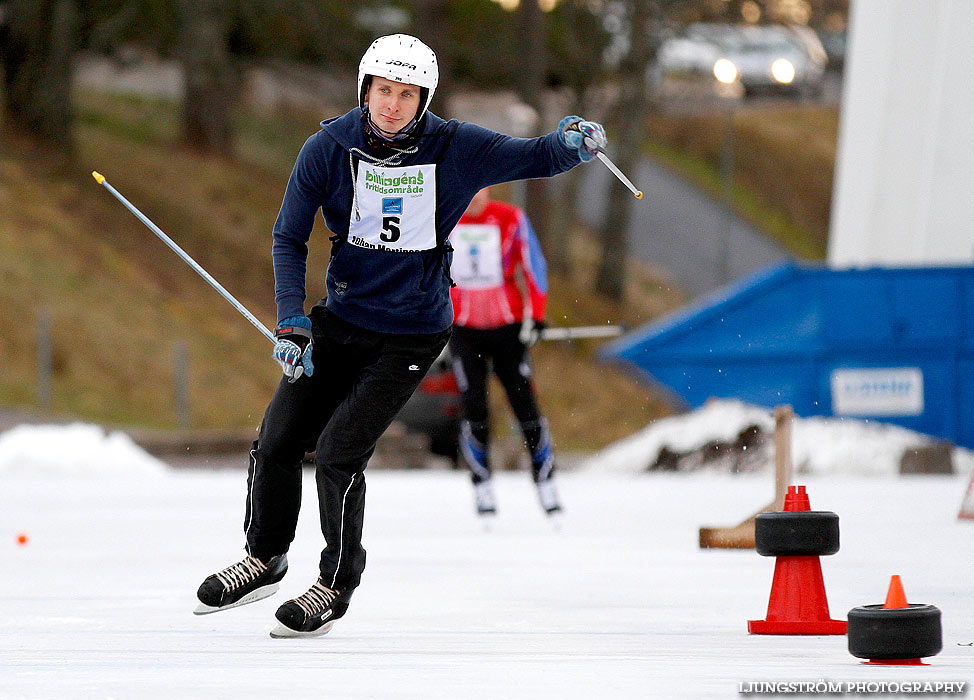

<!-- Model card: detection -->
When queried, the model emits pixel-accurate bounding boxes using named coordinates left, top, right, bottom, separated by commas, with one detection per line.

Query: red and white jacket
left=449, top=200, right=548, bottom=329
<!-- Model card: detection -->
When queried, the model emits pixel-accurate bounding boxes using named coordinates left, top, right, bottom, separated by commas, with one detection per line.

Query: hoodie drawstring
left=348, top=144, right=419, bottom=223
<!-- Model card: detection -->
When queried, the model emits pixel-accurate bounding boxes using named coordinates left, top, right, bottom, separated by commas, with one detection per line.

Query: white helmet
left=358, top=34, right=438, bottom=122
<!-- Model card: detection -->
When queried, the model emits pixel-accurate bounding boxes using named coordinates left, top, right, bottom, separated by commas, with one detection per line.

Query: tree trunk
left=547, top=167, right=577, bottom=276
left=548, top=88, right=590, bottom=277
left=548, top=85, right=591, bottom=275
left=594, top=148, right=637, bottom=300
left=516, top=0, right=552, bottom=251
left=0, top=0, right=78, bottom=155
left=412, top=0, right=453, bottom=117
left=594, top=1, right=653, bottom=301
left=175, top=0, right=238, bottom=156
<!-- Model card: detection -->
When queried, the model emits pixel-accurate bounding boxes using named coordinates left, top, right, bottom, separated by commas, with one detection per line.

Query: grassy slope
left=646, top=105, right=839, bottom=259
left=1, top=91, right=678, bottom=450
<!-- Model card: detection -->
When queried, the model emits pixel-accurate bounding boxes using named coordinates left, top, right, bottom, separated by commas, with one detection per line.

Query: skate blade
left=269, top=620, right=335, bottom=639
left=193, top=582, right=280, bottom=615
left=477, top=510, right=496, bottom=532
left=545, top=511, right=564, bottom=531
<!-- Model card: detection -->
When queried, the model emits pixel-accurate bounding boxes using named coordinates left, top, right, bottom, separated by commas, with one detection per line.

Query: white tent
left=829, top=0, right=974, bottom=266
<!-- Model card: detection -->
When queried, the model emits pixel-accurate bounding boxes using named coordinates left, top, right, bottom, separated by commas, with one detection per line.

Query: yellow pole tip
left=635, top=191, right=643, bottom=199
left=92, top=171, right=105, bottom=184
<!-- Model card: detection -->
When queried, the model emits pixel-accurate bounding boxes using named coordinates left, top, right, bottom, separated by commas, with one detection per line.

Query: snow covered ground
left=2, top=420, right=972, bottom=699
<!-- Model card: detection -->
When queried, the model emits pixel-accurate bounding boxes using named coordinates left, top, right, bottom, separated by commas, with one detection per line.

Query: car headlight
left=771, top=58, right=796, bottom=84
left=713, top=58, right=738, bottom=84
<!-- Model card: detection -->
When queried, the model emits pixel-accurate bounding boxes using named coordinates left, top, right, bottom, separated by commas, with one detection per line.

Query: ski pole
left=540, top=325, right=626, bottom=341
left=595, top=152, right=643, bottom=199
left=91, top=171, right=276, bottom=344
left=585, top=137, right=643, bottom=199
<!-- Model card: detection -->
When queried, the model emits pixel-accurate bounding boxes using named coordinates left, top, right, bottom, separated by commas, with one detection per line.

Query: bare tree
left=412, top=0, right=454, bottom=116
left=174, top=0, right=239, bottom=156
left=547, top=0, right=608, bottom=275
left=594, top=0, right=655, bottom=301
left=515, top=0, right=552, bottom=251
left=0, top=0, right=79, bottom=155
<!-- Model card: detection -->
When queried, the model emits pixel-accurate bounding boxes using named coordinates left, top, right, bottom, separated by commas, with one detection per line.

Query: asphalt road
left=574, top=74, right=844, bottom=299
left=576, top=152, right=792, bottom=300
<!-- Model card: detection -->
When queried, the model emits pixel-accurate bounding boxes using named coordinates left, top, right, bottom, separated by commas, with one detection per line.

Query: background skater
left=449, top=187, right=562, bottom=518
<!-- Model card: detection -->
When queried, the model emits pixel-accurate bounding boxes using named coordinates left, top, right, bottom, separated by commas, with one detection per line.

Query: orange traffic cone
left=853, top=576, right=940, bottom=666
left=884, top=575, right=908, bottom=609
left=748, top=486, right=847, bottom=635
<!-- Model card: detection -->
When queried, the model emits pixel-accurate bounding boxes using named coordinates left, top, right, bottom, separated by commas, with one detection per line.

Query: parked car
left=653, top=23, right=827, bottom=99
left=395, top=345, right=461, bottom=464
left=713, top=24, right=827, bottom=97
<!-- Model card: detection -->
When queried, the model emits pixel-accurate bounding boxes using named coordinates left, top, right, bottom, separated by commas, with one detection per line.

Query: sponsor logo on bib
left=364, top=169, right=425, bottom=196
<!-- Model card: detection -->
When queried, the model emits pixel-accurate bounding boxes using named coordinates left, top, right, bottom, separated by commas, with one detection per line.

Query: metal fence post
left=37, top=309, right=52, bottom=410
left=173, top=340, right=191, bottom=429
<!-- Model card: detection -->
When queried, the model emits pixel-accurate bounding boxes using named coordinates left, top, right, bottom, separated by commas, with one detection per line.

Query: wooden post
left=699, top=405, right=795, bottom=549
left=772, top=405, right=794, bottom=510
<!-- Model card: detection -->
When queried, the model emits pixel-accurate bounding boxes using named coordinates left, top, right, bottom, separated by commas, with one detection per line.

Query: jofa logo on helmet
left=386, top=60, right=417, bottom=70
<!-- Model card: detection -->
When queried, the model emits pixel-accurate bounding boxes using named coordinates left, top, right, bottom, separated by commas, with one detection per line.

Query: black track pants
left=244, top=305, right=450, bottom=591
left=450, top=324, right=552, bottom=483
left=449, top=324, right=542, bottom=427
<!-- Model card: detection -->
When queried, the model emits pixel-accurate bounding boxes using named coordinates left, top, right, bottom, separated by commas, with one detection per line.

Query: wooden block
left=699, top=520, right=756, bottom=549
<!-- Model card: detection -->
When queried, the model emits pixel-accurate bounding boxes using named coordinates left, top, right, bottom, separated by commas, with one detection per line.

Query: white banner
left=830, top=367, right=924, bottom=416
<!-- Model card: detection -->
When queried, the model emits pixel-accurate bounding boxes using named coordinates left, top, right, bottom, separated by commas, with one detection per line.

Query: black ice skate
left=194, top=553, right=287, bottom=615
left=269, top=579, right=352, bottom=638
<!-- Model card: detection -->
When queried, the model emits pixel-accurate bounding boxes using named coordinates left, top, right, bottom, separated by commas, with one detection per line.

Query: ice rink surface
left=2, top=465, right=972, bottom=699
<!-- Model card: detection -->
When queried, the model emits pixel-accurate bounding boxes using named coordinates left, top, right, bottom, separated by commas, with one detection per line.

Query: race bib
left=348, top=162, right=437, bottom=252
left=450, top=223, right=503, bottom=289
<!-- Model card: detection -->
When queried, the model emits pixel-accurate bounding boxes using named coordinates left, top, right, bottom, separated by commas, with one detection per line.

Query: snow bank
left=791, top=414, right=954, bottom=476
left=0, top=423, right=169, bottom=476
left=582, top=400, right=773, bottom=473
left=583, top=399, right=974, bottom=476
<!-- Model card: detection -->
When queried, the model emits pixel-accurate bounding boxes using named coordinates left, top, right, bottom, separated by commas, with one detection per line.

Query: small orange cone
left=883, top=575, right=908, bottom=609
left=864, top=576, right=927, bottom=665
left=849, top=576, right=943, bottom=665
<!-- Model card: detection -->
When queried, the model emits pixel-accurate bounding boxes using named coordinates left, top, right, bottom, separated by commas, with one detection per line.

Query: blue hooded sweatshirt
left=272, top=108, right=581, bottom=334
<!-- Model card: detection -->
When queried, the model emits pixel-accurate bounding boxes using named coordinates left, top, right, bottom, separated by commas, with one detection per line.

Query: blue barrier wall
left=601, top=262, right=974, bottom=448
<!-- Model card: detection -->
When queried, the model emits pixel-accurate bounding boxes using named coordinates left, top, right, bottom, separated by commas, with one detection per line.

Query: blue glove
left=273, top=316, right=314, bottom=381
left=558, top=115, right=607, bottom=162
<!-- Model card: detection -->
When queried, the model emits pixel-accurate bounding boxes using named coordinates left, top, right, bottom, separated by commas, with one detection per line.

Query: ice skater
left=448, top=187, right=561, bottom=517
left=193, top=33, right=606, bottom=637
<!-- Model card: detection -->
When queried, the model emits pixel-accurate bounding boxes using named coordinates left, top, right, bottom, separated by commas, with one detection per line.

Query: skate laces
left=293, top=581, right=340, bottom=618
left=215, top=556, right=267, bottom=591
